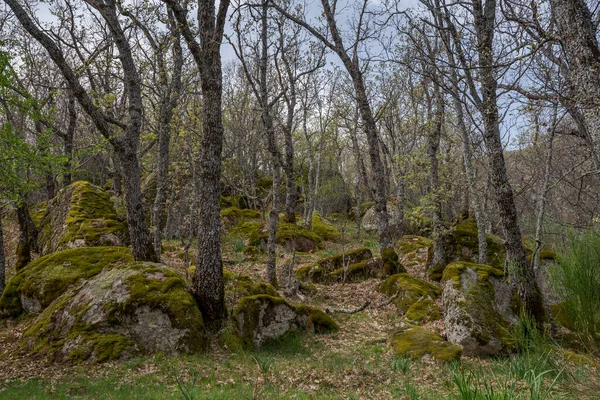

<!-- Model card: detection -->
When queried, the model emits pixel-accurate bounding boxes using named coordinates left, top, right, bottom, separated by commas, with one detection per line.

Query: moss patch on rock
left=381, top=247, right=406, bottom=275
left=441, top=262, right=517, bottom=356
left=311, top=212, right=341, bottom=242
left=378, top=273, right=442, bottom=312
left=231, top=294, right=338, bottom=348
left=223, top=269, right=279, bottom=301
left=295, top=248, right=374, bottom=283
left=22, top=262, right=207, bottom=363
left=0, top=246, right=133, bottom=318
left=220, top=207, right=261, bottom=230
left=37, top=181, right=129, bottom=255
left=391, top=324, right=461, bottom=361
left=404, top=298, right=441, bottom=324
left=433, top=219, right=506, bottom=280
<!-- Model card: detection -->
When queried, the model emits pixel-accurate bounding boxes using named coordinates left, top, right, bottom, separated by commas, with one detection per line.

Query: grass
left=553, top=229, right=600, bottom=347
left=1, top=217, right=600, bottom=399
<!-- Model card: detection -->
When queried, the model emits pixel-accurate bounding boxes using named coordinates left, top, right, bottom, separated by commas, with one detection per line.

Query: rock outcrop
left=311, top=212, right=341, bottom=242
left=378, top=273, right=442, bottom=320
left=231, top=294, right=338, bottom=348
left=442, top=262, right=517, bottom=356
left=361, top=202, right=402, bottom=233
left=22, top=262, right=206, bottom=363
left=36, top=181, right=128, bottom=255
left=295, top=248, right=376, bottom=283
left=0, top=247, right=133, bottom=318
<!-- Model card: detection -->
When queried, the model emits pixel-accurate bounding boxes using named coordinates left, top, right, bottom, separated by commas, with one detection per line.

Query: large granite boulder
left=0, top=247, right=133, bottom=318
left=36, top=181, right=129, bottom=255
left=21, top=262, right=206, bottom=363
left=231, top=295, right=338, bottom=348
left=442, top=262, right=518, bottom=356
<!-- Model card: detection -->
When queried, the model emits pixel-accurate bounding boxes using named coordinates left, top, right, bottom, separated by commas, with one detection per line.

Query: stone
left=295, top=248, right=374, bottom=283
left=361, top=202, right=402, bottom=233
left=0, top=247, right=133, bottom=318
left=391, top=323, right=461, bottom=361
left=231, top=295, right=338, bottom=348
left=311, top=212, right=341, bottom=242
left=442, top=262, right=518, bottom=357
left=21, top=262, right=206, bottom=363
left=36, top=181, right=129, bottom=255
left=378, top=273, right=442, bottom=313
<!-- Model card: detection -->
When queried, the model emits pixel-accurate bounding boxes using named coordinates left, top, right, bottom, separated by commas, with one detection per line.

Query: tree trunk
left=533, top=109, right=557, bottom=269
left=472, top=0, right=545, bottom=323
left=117, top=149, right=159, bottom=262
left=15, top=199, right=37, bottom=270
left=0, top=210, right=5, bottom=296
left=549, top=0, right=600, bottom=165
left=63, top=92, right=76, bottom=187
left=428, top=86, right=446, bottom=270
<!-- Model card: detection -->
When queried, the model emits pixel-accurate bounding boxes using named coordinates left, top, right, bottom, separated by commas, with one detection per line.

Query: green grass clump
left=552, top=229, right=600, bottom=347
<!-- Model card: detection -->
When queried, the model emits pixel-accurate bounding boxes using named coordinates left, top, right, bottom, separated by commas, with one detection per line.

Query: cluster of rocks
left=1, top=181, right=338, bottom=363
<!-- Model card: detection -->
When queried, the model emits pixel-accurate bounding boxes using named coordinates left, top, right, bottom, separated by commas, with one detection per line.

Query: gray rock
left=232, top=295, right=338, bottom=348
left=442, top=262, right=517, bottom=357
left=361, top=202, right=402, bottom=233
left=21, top=262, right=206, bottom=363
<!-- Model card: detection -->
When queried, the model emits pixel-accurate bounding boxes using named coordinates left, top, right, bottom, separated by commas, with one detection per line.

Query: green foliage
left=552, top=229, right=600, bottom=346
left=391, top=355, right=412, bottom=374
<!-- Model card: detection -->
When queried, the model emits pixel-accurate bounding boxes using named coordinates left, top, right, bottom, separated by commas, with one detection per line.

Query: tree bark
left=549, top=0, right=600, bottom=166
left=0, top=209, right=5, bottom=297
left=428, top=85, right=446, bottom=270
left=473, top=0, right=544, bottom=323
left=62, top=92, right=76, bottom=187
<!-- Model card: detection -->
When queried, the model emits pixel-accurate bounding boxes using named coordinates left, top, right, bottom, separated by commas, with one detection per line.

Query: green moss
left=442, top=262, right=514, bottom=349
left=441, top=261, right=504, bottom=285
left=23, top=262, right=207, bottom=363
left=0, top=247, right=133, bottom=318
left=391, top=324, right=461, bottom=361
left=276, top=223, right=322, bottom=248
left=296, top=305, right=339, bottom=333
left=311, top=212, right=341, bottom=242
left=37, top=181, right=129, bottom=255
left=442, top=219, right=506, bottom=274
left=539, top=250, right=557, bottom=261
left=549, top=303, right=572, bottom=329
left=223, top=269, right=278, bottom=299
left=381, top=247, right=405, bottom=275
left=378, top=273, right=442, bottom=312
left=220, top=207, right=261, bottom=226
left=295, top=248, right=374, bottom=283
left=404, top=299, right=441, bottom=324
left=29, top=201, right=47, bottom=228
left=396, top=235, right=432, bottom=256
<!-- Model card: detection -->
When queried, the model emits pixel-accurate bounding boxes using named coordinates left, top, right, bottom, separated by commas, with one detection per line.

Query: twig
left=326, top=301, right=370, bottom=315
left=371, top=288, right=402, bottom=309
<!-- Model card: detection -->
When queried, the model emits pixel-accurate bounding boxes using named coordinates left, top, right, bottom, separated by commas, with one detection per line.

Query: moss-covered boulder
left=431, top=219, right=505, bottom=280
left=223, top=269, right=279, bottom=301
left=37, top=181, right=129, bottom=255
left=295, top=248, right=374, bottom=283
left=311, top=212, right=341, bottom=241
left=379, top=273, right=442, bottom=313
left=404, top=298, right=441, bottom=324
left=442, top=262, right=518, bottom=357
left=230, top=222, right=322, bottom=253
left=220, top=207, right=261, bottom=231
left=362, top=202, right=402, bottom=233
left=231, top=295, right=338, bottom=348
left=0, top=247, right=134, bottom=318
left=22, top=262, right=206, bottom=363
left=396, top=235, right=432, bottom=269
left=391, top=324, right=461, bottom=361
left=381, top=247, right=406, bottom=275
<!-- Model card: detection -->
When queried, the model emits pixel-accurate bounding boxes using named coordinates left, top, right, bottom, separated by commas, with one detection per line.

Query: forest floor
left=1, top=218, right=599, bottom=399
